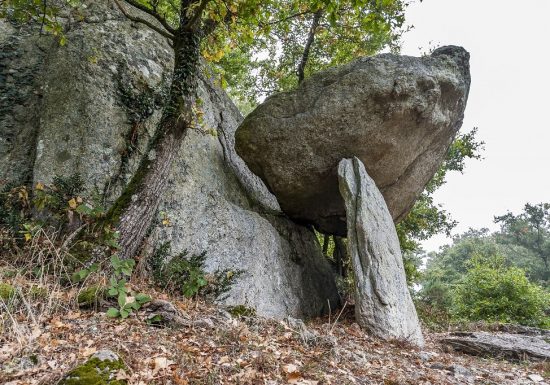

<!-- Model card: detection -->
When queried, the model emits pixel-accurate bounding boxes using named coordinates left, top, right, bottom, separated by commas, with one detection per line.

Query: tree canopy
left=1, top=0, right=480, bottom=263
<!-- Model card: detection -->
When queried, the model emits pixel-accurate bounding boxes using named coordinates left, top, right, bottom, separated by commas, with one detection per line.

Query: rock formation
left=442, top=331, right=550, bottom=361
left=338, top=157, right=424, bottom=346
left=235, top=47, right=471, bottom=235
left=0, top=0, right=339, bottom=318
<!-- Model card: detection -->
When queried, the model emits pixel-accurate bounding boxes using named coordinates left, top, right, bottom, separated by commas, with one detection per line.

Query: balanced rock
left=236, top=46, right=471, bottom=234
left=338, top=157, right=424, bottom=346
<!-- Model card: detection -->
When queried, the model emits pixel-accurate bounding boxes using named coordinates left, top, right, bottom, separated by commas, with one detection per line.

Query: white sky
left=399, top=0, right=550, bottom=252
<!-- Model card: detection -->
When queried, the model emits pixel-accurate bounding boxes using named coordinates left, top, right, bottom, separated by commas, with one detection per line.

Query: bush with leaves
left=150, top=243, right=241, bottom=300
left=452, top=254, right=550, bottom=328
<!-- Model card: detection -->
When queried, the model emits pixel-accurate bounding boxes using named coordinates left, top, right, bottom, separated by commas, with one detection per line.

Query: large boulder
left=236, top=47, right=471, bottom=235
left=0, top=1, right=339, bottom=319
left=338, top=157, right=424, bottom=346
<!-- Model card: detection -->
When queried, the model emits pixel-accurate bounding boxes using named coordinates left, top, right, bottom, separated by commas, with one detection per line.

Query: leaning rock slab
left=236, top=46, right=471, bottom=234
left=338, top=157, right=424, bottom=346
left=442, top=332, right=550, bottom=361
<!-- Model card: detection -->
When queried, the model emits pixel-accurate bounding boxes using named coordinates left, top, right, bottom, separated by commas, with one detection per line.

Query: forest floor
left=1, top=264, right=549, bottom=385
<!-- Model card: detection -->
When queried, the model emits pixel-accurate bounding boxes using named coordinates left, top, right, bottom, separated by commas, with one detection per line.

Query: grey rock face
left=442, top=332, right=550, bottom=361
left=236, top=47, right=471, bottom=234
left=0, top=0, right=339, bottom=319
left=338, top=157, right=424, bottom=346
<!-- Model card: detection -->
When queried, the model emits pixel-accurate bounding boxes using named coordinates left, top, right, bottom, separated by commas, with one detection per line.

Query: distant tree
left=452, top=254, right=549, bottom=327
left=416, top=228, right=499, bottom=320
left=495, top=203, right=550, bottom=282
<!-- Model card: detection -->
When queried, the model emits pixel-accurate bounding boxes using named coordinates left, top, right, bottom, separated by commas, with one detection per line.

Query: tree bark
left=333, top=236, right=346, bottom=277
left=322, top=234, right=329, bottom=256
left=108, top=11, right=201, bottom=260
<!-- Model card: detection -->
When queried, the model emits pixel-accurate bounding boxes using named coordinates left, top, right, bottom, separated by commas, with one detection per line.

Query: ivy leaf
left=106, top=308, right=120, bottom=318
left=118, top=292, right=127, bottom=308
left=135, top=293, right=151, bottom=304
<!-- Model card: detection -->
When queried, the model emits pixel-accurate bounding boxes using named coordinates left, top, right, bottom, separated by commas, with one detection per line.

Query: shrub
left=0, top=283, right=15, bottom=301
left=150, top=243, right=241, bottom=300
left=452, top=254, right=550, bottom=328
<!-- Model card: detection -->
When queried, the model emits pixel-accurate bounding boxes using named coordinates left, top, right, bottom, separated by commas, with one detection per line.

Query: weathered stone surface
left=236, top=47, right=471, bottom=234
left=442, top=332, right=550, bottom=361
left=0, top=0, right=339, bottom=319
left=338, top=157, right=424, bottom=346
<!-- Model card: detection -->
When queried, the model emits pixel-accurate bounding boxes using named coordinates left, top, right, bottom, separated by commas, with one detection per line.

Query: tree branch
left=184, top=0, right=211, bottom=30
left=260, top=11, right=313, bottom=27
left=120, top=0, right=177, bottom=35
left=114, top=0, right=175, bottom=40
left=297, top=9, right=322, bottom=83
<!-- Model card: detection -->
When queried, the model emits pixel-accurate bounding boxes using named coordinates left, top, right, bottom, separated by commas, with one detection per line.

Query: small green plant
left=77, top=285, right=106, bottom=308
left=161, top=251, right=208, bottom=298
left=71, top=263, right=100, bottom=283
left=106, top=255, right=151, bottom=319
left=0, top=283, right=15, bottom=301
left=150, top=243, right=241, bottom=300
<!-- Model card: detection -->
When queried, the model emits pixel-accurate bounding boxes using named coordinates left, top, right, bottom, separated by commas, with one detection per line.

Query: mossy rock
left=0, top=282, right=15, bottom=301
left=77, top=286, right=106, bottom=308
left=227, top=305, right=256, bottom=318
left=28, top=285, right=48, bottom=299
left=58, top=350, right=127, bottom=385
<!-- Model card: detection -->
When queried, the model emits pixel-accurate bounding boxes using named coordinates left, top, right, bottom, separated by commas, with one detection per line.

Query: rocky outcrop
left=338, top=157, right=424, bottom=346
left=0, top=1, right=339, bottom=319
left=442, top=332, right=550, bottom=361
left=236, top=47, right=471, bottom=235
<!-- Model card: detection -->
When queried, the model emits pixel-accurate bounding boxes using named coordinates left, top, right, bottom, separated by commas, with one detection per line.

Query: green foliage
left=212, top=0, right=409, bottom=106
left=150, top=243, right=241, bottom=300
left=0, top=0, right=76, bottom=45
left=452, top=254, right=550, bottom=328
left=0, top=174, right=101, bottom=241
left=0, top=283, right=16, bottom=301
left=71, top=263, right=100, bottom=284
left=397, top=128, right=484, bottom=256
left=106, top=255, right=151, bottom=319
left=166, top=251, right=208, bottom=298
left=419, top=226, right=550, bottom=329
left=402, top=250, right=422, bottom=286
left=77, top=285, right=106, bottom=308
left=494, top=203, right=550, bottom=283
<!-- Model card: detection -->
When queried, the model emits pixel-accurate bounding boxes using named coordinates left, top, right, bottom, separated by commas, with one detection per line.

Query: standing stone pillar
left=338, top=157, right=424, bottom=346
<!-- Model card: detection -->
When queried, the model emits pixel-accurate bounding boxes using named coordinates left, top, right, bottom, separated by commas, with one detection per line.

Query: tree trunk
left=297, top=10, right=322, bottom=84
left=333, top=236, right=346, bottom=277
left=108, top=25, right=201, bottom=260
left=322, top=234, right=329, bottom=256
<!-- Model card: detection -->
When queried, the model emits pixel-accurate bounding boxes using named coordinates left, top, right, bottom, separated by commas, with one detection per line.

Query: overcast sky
left=399, top=0, right=550, bottom=251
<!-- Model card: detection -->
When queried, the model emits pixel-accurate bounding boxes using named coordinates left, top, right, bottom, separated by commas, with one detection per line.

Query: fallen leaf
left=152, top=356, right=175, bottom=375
